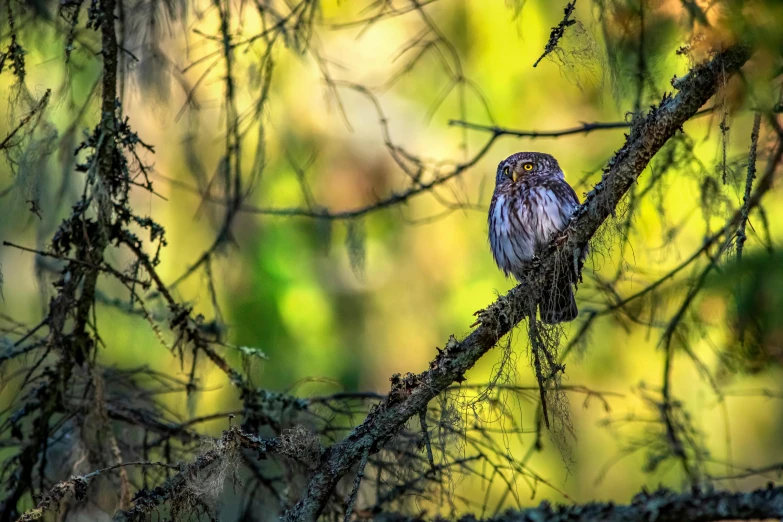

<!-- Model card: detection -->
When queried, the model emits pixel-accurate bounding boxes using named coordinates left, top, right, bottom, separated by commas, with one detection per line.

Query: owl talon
left=470, top=309, right=485, bottom=328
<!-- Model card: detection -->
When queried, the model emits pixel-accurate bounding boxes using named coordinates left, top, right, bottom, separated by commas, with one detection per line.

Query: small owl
left=488, top=152, right=581, bottom=324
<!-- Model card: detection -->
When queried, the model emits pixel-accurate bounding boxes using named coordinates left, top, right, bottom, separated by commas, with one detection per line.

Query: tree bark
left=374, top=484, right=783, bottom=522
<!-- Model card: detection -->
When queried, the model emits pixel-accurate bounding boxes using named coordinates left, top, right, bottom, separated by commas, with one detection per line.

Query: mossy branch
left=372, top=484, right=783, bottom=522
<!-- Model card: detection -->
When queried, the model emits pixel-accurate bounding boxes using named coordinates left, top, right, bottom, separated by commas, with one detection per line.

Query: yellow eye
left=503, top=166, right=510, bottom=176
left=523, top=163, right=533, bottom=171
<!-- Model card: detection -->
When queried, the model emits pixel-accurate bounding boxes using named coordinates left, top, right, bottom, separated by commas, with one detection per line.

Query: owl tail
left=540, top=271, right=578, bottom=324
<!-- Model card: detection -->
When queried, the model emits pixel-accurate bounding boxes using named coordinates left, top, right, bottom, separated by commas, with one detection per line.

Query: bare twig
left=0, top=90, right=50, bottom=151
left=343, top=449, right=369, bottom=522
left=449, top=118, right=629, bottom=138
left=736, top=112, right=762, bottom=260
left=418, top=409, right=435, bottom=470
left=534, top=1, right=578, bottom=67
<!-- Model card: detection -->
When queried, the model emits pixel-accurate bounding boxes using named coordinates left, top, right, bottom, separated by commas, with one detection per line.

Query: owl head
left=495, top=152, right=563, bottom=185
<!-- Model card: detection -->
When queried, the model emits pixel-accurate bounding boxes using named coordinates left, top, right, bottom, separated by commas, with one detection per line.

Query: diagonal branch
left=282, top=44, right=754, bottom=522
left=0, top=89, right=50, bottom=151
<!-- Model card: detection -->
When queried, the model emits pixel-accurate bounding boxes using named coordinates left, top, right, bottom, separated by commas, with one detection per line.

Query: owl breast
left=489, top=181, right=578, bottom=279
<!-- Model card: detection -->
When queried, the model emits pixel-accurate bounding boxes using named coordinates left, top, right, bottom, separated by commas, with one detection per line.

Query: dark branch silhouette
left=377, top=484, right=783, bottom=522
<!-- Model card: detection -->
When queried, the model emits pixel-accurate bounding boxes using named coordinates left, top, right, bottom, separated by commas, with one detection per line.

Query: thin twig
left=343, top=449, right=369, bottom=522
left=533, top=1, right=578, bottom=67
left=0, top=90, right=50, bottom=151
left=736, top=112, right=762, bottom=260
left=419, top=409, right=435, bottom=471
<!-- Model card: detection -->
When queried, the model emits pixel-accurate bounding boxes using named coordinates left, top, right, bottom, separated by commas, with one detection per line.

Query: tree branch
left=112, top=426, right=278, bottom=521
left=282, top=43, right=754, bottom=522
left=0, top=89, right=50, bottom=151
left=448, top=118, right=629, bottom=138
left=374, top=484, right=783, bottom=522
left=534, top=0, right=578, bottom=68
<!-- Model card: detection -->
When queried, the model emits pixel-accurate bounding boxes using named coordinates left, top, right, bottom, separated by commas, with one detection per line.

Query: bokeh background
left=2, top=0, right=783, bottom=515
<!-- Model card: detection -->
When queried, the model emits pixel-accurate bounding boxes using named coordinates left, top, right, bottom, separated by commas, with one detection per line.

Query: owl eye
left=523, top=163, right=534, bottom=171
left=502, top=166, right=510, bottom=176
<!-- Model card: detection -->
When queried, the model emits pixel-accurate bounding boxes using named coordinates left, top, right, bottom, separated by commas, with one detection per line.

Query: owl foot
left=553, top=232, right=568, bottom=247
left=470, top=309, right=484, bottom=328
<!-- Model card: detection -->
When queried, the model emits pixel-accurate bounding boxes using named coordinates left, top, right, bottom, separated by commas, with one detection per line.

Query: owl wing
left=531, top=178, right=580, bottom=246
left=549, top=177, right=580, bottom=214
left=546, top=177, right=588, bottom=266
left=558, top=178, right=581, bottom=208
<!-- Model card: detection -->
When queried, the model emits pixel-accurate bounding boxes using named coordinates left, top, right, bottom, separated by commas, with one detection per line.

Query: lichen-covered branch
left=373, top=484, right=783, bottom=522
left=534, top=1, right=578, bottom=67
left=112, top=426, right=279, bottom=521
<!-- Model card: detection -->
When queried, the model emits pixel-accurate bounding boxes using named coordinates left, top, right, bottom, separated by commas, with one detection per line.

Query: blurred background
left=2, top=0, right=783, bottom=517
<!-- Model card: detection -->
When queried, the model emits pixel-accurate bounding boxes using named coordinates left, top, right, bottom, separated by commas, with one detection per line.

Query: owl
left=488, top=152, right=582, bottom=324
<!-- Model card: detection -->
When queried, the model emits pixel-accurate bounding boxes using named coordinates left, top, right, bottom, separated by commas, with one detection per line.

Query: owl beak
left=512, top=171, right=520, bottom=183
